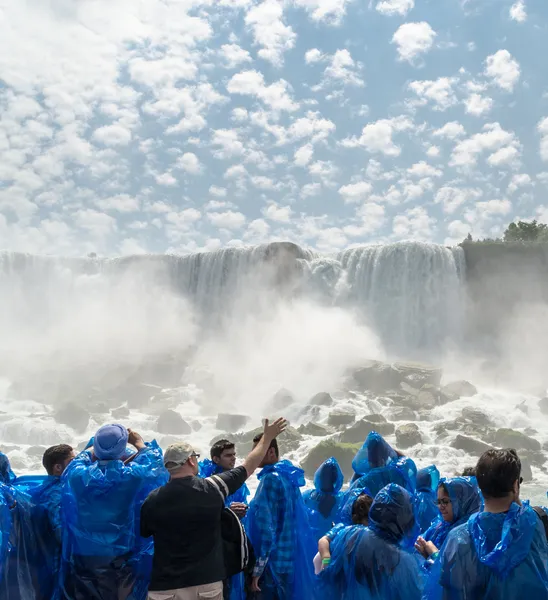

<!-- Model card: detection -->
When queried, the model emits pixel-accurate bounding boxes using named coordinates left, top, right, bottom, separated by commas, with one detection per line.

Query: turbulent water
left=0, top=240, right=546, bottom=503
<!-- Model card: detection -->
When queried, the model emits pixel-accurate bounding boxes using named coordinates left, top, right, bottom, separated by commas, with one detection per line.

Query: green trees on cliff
left=462, top=220, right=548, bottom=243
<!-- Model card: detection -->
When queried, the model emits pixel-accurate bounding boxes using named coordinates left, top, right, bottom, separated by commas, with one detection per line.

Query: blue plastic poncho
left=199, top=459, right=250, bottom=506
left=335, top=484, right=372, bottom=526
left=318, top=484, right=423, bottom=600
left=414, top=465, right=440, bottom=533
left=247, top=459, right=316, bottom=600
left=0, top=484, right=11, bottom=583
left=0, top=452, right=16, bottom=485
left=199, top=459, right=250, bottom=600
left=350, top=432, right=417, bottom=496
left=431, top=501, right=548, bottom=599
left=302, top=457, right=344, bottom=540
left=60, top=441, right=168, bottom=600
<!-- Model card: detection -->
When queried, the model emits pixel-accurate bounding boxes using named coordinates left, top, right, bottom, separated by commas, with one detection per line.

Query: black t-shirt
left=140, top=465, right=247, bottom=591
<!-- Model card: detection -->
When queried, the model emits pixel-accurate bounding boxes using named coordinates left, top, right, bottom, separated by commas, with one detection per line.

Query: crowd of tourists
left=1, top=417, right=548, bottom=600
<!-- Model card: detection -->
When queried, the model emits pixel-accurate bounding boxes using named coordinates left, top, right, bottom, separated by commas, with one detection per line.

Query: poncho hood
left=416, top=465, right=440, bottom=494
left=369, top=483, right=416, bottom=544
left=314, top=457, right=344, bottom=494
left=258, top=459, right=305, bottom=487
left=352, top=431, right=397, bottom=474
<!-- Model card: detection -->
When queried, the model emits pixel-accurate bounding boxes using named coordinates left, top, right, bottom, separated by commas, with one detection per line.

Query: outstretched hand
left=263, top=417, right=288, bottom=442
left=128, top=428, right=145, bottom=450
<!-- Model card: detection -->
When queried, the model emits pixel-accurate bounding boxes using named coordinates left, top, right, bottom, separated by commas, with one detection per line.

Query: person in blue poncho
left=199, top=439, right=250, bottom=600
left=0, top=482, right=10, bottom=583
left=0, top=451, right=16, bottom=485
left=318, top=483, right=423, bottom=600
left=60, top=424, right=168, bottom=600
left=247, top=433, right=316, bottom=600
left=302, top=457, right=344, bottom=541
left=349, top=431, right=417, bottom=497
left=430, top=449, right=548, bottom=600
left=413, top=465, right=440, bottom=533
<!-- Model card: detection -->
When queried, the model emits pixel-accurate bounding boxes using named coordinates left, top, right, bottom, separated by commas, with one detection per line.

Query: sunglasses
left=435, top=498, right=452, bottom=507
left=191, top=453, right=200, bottom=460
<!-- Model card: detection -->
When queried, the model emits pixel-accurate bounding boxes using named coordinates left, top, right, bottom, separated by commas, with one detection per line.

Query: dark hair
left=210, top=439, right=235, bottom=460
left=476, top=449, right=521, bottom=499
left=352, top=493, right=373, bottom=525
left=43, top=444, right=74, bottom=476
left=252, top=433, right=279, bottom=458
left=438, top=482, right=449, bottom=495
left=461, top=466, right=476, bottom=477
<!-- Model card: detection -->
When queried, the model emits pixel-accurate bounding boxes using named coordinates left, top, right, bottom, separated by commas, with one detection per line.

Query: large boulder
left=235, top=425, right=303, bottom=455
left=156, top=410, right=192, bottom=435
left=494, top=429, right=541, bottom=452
left=270, top=388, right=295, bottom=411
left=393, top=362, right=443, bottom=387
left=395, top=423, right=422, bottom=449
left=298, top=422, right=332, bottom=437
left=126, top=384, right=157, bottom=409
left=442, top=381, right=478, bottom=399
left=308, top=392, right=334, bottom=407
left=328, top=410, right=356, bottom=427
left=216, top=414, right=250, bottom=432
left=26, top=445, right=46, bottom=459
left=302, top=439, right=360, bottom=481
left=339, top=418, right=395, bottom=444
left=538, top=397, right=548, bottom=416
left=461, top=408, right=493, bottom=428
left=111, top=406, right=130, bottom=419
left=451, top=434, right=493, bottom=456
left=351, top=361, right=402, bottom=394
left=385, top=406, right=417, bottom=421
left=55, top=404, right=90, bottom=433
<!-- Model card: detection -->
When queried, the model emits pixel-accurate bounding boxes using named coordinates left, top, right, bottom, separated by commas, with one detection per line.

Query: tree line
left=462, top=220, right=548, bottom=243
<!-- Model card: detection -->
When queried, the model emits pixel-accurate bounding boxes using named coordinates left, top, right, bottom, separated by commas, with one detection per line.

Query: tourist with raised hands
left=140, top=417, right=287, bottom=600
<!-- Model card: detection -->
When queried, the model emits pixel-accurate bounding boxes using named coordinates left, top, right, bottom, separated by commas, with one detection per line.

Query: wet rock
left=442, top=380, right=478, bottom=399
left=351, top=361, right=403, bottom=394
left=519, top=449, right=546, bottom=469
left=395, top=423, right=422, bottom=449
left=235, top=425, right=303, bottom=455
left=520, top=459, right=533, bottom=482
left=298, top=422, right=332, bottom=437
left=299, top=405, right=321, bottom=421
left=126, top=384, right=156, bottom=409
left=516, top=401, right=528, bottom=415
left=156, top=410, right=192, bottom=436
left=494, top=428, right=541, bottom=452
left=192, top=421, right=202, bottom=432
left=308, top=392, right=334, bottom=407
left=364, top=413, right=387, bottom=424
left=415, top=389, right=437, bottom=409
left=111, top=407, right=130, bottom=419
left=302, top=439, right=360, bottom=481
left=393, top=362, right=443, bottom=387
left=216, top=414, right=250, bottom=432
left=538, top=397, right=548, bottom=415
left=385, top=406, right=417, bottom=421
left=339, top=418, right=395, bottom=444
left=55, top=404, right=90, bottom=433
left=451, top=434, right=493, bottom=456
left=328, top=410, right=356, bottom=427
left=26, top=445, right=46, bottom=459
left=461, top=408, right=493, bottom=428
left=271, top=388, right=295, bottom=411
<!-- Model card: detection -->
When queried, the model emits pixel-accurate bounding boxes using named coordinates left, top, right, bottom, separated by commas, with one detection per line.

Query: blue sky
left=1, top=0, right=548, bottom=255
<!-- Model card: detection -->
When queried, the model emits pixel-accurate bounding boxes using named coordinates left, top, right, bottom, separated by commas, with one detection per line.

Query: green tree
left=503, top=220, right=548, bottom=242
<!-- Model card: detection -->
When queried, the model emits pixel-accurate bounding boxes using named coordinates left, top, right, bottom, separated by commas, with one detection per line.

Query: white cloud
left=510, top=1, right=527, bottom=23
left=92, top=124, right=131, bottom=147
left=485, top=50, right=521, bottom=92
left=344, top=203, right=386, bottom=237
left=433, top=121, right=466, bottom=140
left=342, top=116, right=413, bottom=156
left=305, top=48, right=325, bottom=64
left=211, top=129, right=245, bottom=159
left=435, top=186, right=483, bottom=214
left=220, top=44, right=253, bottom=69
left=338, top=181, right=373, bottom=203
left=408, top=77, right=458, bottom=111
left=166, top=209, right=202, bottom=229
left=426, top=145, right=440, bottom=158
left=263, top=202, right=293, bottom=222
left=74, top=209, right=117, bottom=237
left=323, top=49, right=364, bottom=87
left=508, top=173, right=532, bottom=195
left=376, top=0, right=414, bottom=17
left=392, top=206, right=435, bottom=239
left=207, top=210, right=246, bottom=229
left=538, top=117, right=548, bottom=161
left=245, top=0, right=296, bottom=67
left=227, top=70, right=298, bottom=112
left=155, top=172, right=178, bottom=187
left=476, top=199, right=512, bottom=217
left=294, top=144, right=314, bottom=167
left=392, top=22, right=436, bottom=64
left=407, top=161, right=442, bottom=178
left=293, top=0, right=353, bottom=24
left=301, top=182, right=322, bottom=198
left=464, top=93, right=493, bottom=117
left=450, top=122, right=520, bottom=168
left=96, top=194, right=139, bottom=213
left=209, top=186, right=227, bottom=198
left=487, top=145, right=520, bottom=168
left=175, top=152, right=203, bottom=174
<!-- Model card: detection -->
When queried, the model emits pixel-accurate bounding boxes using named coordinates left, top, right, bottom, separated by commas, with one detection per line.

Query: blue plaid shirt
left=248, top=460, right=306, bottom=578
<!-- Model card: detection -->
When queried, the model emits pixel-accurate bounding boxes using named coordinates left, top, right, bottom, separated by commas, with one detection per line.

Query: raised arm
left=242, top=418, right=287, bottom=477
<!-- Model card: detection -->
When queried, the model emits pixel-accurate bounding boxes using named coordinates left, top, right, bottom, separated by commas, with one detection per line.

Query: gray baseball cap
left=163, top=442, right=196, bottom=471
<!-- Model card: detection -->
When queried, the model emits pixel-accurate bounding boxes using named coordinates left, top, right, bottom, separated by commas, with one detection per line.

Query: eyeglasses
left=190, top=453, right=200, bottom=459
left=435, top=498, right=452, bottom=507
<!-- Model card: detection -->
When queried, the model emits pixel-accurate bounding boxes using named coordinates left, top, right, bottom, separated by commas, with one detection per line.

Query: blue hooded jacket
left=350, top=432, right=417, bottom=497
left=336, top=484, right=373, bottom=526
left=0, top=484, right=11, bottom=583
left=433, top=501, right=548, bottom=599
left=302, top=457, right=344, bottom=540
left=0, top=452, right=16, bottom=485
left=414, top=465, right=440, bottom=534
left=199, top=459, right=250, bottom=506
left=318, top=484, right=423, bottom=600
left=247, top=460, right=316, bottom=600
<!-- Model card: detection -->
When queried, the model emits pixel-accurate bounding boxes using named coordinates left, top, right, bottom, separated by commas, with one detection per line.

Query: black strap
left=533, top=506, right=548, bottom=540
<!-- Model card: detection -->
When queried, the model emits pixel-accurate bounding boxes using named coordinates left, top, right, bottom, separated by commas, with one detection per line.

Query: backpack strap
left=533, top=506, right=548, bottom=540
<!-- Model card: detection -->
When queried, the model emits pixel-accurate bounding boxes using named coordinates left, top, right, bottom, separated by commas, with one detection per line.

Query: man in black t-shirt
left=141, top=418, right=287, bottom=600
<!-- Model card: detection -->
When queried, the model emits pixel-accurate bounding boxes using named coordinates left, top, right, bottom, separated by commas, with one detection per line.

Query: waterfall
left=0, top=241, right=465, bottom=359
